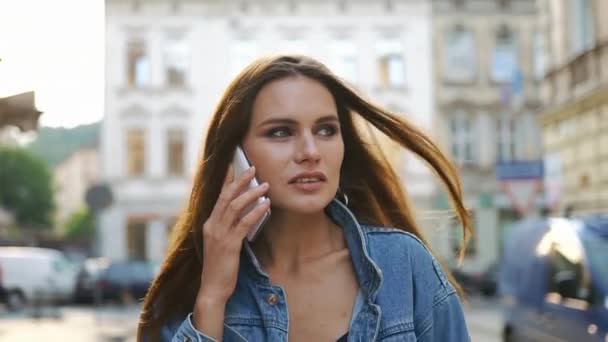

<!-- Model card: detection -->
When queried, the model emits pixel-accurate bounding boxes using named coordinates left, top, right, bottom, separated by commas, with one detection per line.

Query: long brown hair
left=138, top=55, right=472, bottom=340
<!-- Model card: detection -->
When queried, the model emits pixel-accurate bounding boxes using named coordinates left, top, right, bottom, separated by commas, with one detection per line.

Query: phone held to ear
left=232, top=146, right=271, bottom=242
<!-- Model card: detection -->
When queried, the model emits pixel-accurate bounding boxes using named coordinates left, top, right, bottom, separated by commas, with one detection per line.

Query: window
left=127, top=128, right=146, bottom=176
left=444, top=25, right=476, bottom=82
left=163, top=35, right=189, bottom=87
left=230, top=39, right=258, bottom=77
left=329, top=39, right=358, bottom=84
left=450, top=114, right=476, bottom=164
left=491, top=26, right=518, bottom=83
left=126, top=219, right=147, bottom=260
left=547, top=242, right=591, bottom=302
left=167, top=128, right=185, bottom=176
left=377, top=39, right=405, bottom=89
left=127, top=40, right=150, bottom=87
left=496, top=116, right=517, bottom=162
left=570, top=0, right=594, bottom=55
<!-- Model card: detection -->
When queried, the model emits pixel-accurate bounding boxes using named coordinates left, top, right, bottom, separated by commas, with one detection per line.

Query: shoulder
left=360, top=225, right=462, bottom=336
left=360, top=224, right=453, bottom=297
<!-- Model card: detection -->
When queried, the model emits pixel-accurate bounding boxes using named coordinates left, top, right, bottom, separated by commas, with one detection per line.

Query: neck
left=252, top=207, right=345, bottom=275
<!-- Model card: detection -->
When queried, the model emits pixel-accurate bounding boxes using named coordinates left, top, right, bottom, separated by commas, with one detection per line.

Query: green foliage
left=0, top=146, right=55, bottom=229
left=64, top=207, right=95, bottom=238
left=27, top=122, right=100, bottom=167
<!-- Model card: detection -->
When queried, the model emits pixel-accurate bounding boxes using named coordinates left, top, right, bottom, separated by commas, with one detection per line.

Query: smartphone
left=232, top=146, right=271, bottom=242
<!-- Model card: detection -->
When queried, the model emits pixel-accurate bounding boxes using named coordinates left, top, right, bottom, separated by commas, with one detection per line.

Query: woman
left=138, top=55, right=472, bottom=341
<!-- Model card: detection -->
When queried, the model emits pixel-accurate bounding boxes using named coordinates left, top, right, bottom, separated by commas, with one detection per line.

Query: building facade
left=101, top=0, right=434, bottom=262
left=538, top=0, right=608, bottom=214
left=430, top=0, right=543, bottom=273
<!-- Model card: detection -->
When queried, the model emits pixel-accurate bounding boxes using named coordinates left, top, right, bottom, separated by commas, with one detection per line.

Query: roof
left=0, top=92, right=43, bottom=132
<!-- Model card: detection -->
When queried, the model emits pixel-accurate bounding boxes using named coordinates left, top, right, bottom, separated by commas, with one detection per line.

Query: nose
left=294, top=133, right=321, bottom=164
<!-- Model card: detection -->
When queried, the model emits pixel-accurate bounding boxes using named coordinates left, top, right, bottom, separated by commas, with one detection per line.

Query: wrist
left=196, top=292, right=228, bottom=307
left=198, top=283, right=232, bottom=304
left=193, top=293, right=227, bottom=334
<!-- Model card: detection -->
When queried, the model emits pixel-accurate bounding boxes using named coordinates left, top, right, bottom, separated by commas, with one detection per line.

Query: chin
left=276, top=194, right=334, bottom=214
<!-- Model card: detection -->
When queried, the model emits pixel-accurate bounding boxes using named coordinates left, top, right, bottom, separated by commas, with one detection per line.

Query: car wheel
left=6, top=290, right=26, bottom=312
left=503, top=325, right=520, bottom=342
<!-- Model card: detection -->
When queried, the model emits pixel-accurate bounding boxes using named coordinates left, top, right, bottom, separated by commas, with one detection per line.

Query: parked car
left=449, top=262, right=499, bottom=297
left=478, top=262, right=499, bottom=297
left=450, top=267, right=478, bottom=295
left=73, top=257, right=110, bottom=304
left=0, top=247, right=78, bottom=310
left=499, top=215, right=608, bottom=341
left=95, top=260, right=157, bottom=303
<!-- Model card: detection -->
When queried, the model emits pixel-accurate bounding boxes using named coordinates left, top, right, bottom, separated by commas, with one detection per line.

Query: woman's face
left=242, top=75, right=344, bottom=214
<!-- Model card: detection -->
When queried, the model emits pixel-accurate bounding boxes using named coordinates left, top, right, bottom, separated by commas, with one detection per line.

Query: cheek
left=248, top=148, right=288, bottom=185
left=331, top=143, right=345, bottom=175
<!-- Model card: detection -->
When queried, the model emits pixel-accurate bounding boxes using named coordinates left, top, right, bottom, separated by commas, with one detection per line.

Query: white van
left=0, top=247, right=77, bottom=310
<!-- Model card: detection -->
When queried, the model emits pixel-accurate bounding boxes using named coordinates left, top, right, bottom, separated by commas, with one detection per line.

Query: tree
left=64, top=207, right=95, bottom=239
left=0, top=146, right=55, bottom=229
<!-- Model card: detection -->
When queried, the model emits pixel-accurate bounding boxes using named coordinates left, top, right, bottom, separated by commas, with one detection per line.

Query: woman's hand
left=196, top=165, right=270, bottom=304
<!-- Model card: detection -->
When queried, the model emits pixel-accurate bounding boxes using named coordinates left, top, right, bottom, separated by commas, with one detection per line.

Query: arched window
left=376, top=38, right=405, bottom=89
left=444, top=24, right=476, bottom=83
left=329, top=38, right=358, bottom=85
left=491, top=25, right=518, bottom=83
left=450, top=110, right=477, bottom=164
left=163, top=32, right=190, bottom=87
left=126, top=38, right=150, bottom=87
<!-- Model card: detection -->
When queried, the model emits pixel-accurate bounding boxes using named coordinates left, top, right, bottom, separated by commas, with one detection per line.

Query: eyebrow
left=258, top=115, right=339, bottom=127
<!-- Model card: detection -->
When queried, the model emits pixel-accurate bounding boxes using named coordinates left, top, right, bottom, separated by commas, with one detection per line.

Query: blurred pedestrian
left=138, top=55, right=472, bottom=341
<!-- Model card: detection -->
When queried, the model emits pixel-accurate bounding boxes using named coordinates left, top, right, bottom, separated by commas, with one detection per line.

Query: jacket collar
left=241, top=198, right=384, bottom=301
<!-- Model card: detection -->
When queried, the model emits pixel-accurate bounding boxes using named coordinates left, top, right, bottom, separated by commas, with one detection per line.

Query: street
left=0, top=296, right=503, bottom=341
left=464, top=296, right=504, bottom=342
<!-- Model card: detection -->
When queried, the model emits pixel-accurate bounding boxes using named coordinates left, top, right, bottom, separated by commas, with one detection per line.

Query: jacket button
left=267, top=293, right=278, bottom=305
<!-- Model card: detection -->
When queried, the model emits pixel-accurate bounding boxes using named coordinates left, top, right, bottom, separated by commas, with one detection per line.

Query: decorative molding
left=120, top=104, right=149, bottom=119
left=160, top=105, right=189, bottom=119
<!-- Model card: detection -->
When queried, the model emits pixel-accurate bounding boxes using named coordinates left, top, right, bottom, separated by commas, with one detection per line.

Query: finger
left=213, top=165, right=235, bottom=214
left=222, top=182, right=269, bottom=225
left=215, top=166, right=257, bottom=218
left=223, top=164, right=235, bottom=188
left=231, top=198, right=271, bottom=239
left=205, top=165, right=238, bottom=235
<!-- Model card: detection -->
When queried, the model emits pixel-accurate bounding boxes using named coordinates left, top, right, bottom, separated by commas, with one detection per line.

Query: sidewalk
left=0, top=304, right=140, bottom=342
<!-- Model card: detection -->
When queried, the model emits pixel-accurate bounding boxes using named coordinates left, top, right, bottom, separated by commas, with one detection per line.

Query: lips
left=288, top=171, right=327, bottom=184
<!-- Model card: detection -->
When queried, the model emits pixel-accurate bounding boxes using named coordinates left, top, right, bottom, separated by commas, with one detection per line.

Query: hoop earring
left=337, top=187, right=349, bottom=206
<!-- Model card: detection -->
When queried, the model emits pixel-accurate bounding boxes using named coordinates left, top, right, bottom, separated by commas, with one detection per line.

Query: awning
left=0, top=91, right=43, bottom=132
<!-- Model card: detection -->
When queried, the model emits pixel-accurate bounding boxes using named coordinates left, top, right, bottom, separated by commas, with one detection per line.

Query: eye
left=317, top=124, right=339, bottom=137
left=266, top=126, right=292, bottom=138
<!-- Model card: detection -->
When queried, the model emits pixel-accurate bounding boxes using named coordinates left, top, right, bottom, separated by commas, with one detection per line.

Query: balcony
left=542, top=39, right=608, bottom=109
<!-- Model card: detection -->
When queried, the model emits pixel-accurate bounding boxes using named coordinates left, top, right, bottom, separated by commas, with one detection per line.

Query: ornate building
left=430, top=0, right=542, bottom=273
left=538, top=0, right=608, bottom=214
left=101, top=0, right=434, bottom=261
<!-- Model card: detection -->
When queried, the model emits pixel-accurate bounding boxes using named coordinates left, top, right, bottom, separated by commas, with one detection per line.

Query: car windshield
left=584, top=238, right=608, bottom=287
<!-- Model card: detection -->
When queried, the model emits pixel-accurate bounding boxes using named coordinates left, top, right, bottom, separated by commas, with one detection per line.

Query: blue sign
left=496, top=161, right=544, bottom=180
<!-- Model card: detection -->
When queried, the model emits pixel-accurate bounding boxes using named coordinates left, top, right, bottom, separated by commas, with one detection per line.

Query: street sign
left=497, top=161, right=544, bottom=216
left=85, top=183, right=114, bottom=211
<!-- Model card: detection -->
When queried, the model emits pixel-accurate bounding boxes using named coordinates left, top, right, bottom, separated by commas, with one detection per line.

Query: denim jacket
left=161, top=199, right=470, bottom=341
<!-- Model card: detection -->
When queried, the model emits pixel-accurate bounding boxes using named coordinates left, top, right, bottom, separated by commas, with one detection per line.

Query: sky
left=0, top=0, right=104, bottom=128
